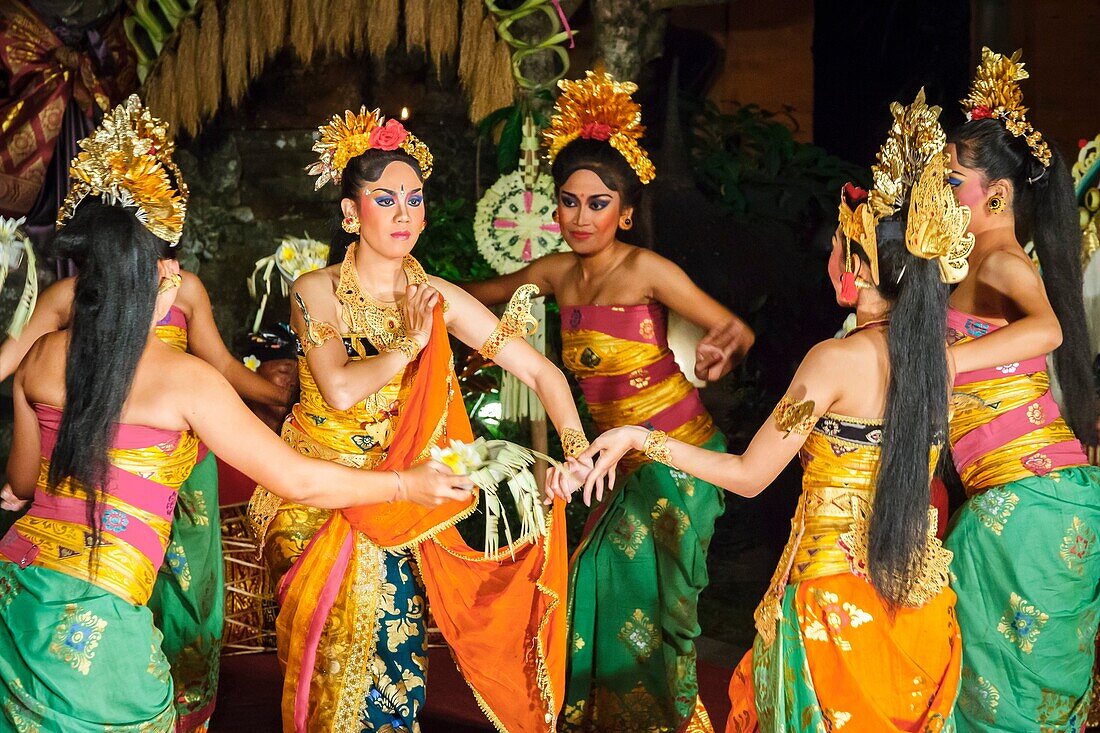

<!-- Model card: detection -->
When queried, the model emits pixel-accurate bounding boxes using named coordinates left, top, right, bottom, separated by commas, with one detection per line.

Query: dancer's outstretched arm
left=578, top=339, right=846, bottom=504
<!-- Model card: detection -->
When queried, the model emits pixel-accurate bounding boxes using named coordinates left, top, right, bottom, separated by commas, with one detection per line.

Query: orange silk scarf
left=277, top=306, right=566, bottom=732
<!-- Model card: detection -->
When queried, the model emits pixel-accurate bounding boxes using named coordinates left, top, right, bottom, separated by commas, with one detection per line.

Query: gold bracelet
left=560, top=427, right=590, bottom=458
left=643, top=429, right=674, bottom=467
left=386, top=337, right=420, bottom=362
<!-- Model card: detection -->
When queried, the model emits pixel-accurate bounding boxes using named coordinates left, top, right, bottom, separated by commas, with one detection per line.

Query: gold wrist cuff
left=643, top=429, right=674, bottom=467
left=560, top=427, right=590, bottom=458
left=385, top=336, right=420, bottom=362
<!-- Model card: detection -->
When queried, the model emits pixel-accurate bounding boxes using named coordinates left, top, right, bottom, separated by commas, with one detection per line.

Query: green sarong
left=562, top=432, right=726, bottom=732
left=946, top=465, right=1100, bottom=732
left=147, top=450, right=223, bottom=731
left=0, top=562, right=175, bottom=732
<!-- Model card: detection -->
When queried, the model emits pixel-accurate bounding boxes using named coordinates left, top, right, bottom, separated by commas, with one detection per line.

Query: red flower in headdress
left=842, top=182, right=868, bottom=206
left=369, top=119, right=408, bottom=150
left=580, top=122, right=612, bottom=141
left=969, top=106, right=994, bottom=121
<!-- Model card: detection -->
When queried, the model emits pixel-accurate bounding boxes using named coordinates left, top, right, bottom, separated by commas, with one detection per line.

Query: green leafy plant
left=689, top=101, right=867, bottom=234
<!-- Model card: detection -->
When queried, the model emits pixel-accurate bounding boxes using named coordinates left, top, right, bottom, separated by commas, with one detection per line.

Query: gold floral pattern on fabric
left=670, top=468, right=696, bottom=497
left=162, top=539, right=191, bottom=592
left=48, top=604, right=108, bottom=676
left=617, top=609, right=660, bottom=661
left=1059, top=517, right=1095, bottom=575
left=478, top=284, right=539, bottom=360
left=1036, top=688, right=1082, bottom=732
left=824, top=708, right=852, bottom=729
left=772, top=395, right=818, bottom=438
left=971, top=487, right=1019, bottom=535
left=959, top=667, right=999, bottom=726
left=146, top=643, right=171, bottom=685
left=609, top=513, right=648, bottom=559
left=1075, top=609, right=1097, bottom=653
left=997, top=592, right=1049, bottom=654
left=799, top=587, right=873, bottom=652
left=2, top=677, right=46, bottom=733
left=572, top=633, right=585, bottom=652
left=682, top=696, right=715, bottom=733
left=330, top=536, right=386, bottom=732
left=650, top=498, right=690, bottom=553
left=0, top=563, right=18, bottom=611
left=154, top=323, right=187, bottom=352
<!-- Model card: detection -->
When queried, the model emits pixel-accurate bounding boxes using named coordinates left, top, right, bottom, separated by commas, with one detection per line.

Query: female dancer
left=250, top=107, right=587, bottom=732
left=578, top=91, right=969, bottom=731
left=464, top=71, right=754, bottom=731
left=943, top=48, right=1100, bottom=731
left=0, top=96, right=468, bottom=733
left=0, top=143, right=291, bottom=733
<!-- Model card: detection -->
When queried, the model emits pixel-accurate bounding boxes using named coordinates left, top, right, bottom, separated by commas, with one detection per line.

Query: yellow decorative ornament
left=543, top=69, right=655, bottom=184
left=906, top=155, right=975, bottom=284
left=868, top=88, right=946, bottom=220
left=306, top=107, right=433, bottom=189
left=56, top=94, right=188, bottom=246
left=961, top=48, right=1051, bottom=168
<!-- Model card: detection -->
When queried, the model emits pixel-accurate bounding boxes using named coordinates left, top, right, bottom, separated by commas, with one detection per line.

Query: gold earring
left=342, top=214, right=360, bottom=233
left=986, top=196, right=1005, bottom=215
left=620, top=216, right=633, bottom=230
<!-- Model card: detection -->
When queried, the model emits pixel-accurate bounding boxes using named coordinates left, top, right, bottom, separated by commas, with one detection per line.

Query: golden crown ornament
left=306, top=107, right=433, bottom=189
left=56, top=94, right=188, bottom=246
left=962, top=48, right=1051, bottom=168
left=543, top=69, right=656, bottom=184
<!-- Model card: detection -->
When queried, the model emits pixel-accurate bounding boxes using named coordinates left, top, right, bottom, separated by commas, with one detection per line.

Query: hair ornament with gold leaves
left=841, top=88, right=974, bottom=286
left=543, top=69, right=656, bottom=184
left=307, top=107, right=434, bottom=190
left=56, top=94, right=188, bottom=246
left=962, top=47, right=1051, bottom=168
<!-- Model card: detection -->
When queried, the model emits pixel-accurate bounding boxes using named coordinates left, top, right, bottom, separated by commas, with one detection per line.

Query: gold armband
left=384, top=336, right=420, bottom=362
left=643, top=430, right=674, bottom=467
left=478, top=284, right=540, bottom=360
left=560, top=428, right=590, bottom=458
left=294, top=293, right=340, bottom=355
left=772, top=395, right=817, bottom=437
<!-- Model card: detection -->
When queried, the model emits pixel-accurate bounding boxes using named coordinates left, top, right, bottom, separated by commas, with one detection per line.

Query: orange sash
left=277, top=306, right=566, bottom=732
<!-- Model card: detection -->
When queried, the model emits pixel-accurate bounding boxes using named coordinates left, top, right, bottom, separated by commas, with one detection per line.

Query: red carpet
left=211, top=649, right=735, bottom=731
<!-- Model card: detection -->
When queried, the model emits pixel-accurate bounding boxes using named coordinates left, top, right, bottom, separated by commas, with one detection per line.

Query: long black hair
left=49, top=200, right=171, bottom=553
left=855, top=213, right=950, bottom=608
left=327, top=149, right=424, bottom=267
left=950, top=119, right=1096, bottom=445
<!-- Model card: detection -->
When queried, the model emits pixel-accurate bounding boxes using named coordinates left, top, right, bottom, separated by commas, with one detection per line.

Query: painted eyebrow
left=559, top=190, right=613, bottom=199
left=371, top=188, right=424, bottom=196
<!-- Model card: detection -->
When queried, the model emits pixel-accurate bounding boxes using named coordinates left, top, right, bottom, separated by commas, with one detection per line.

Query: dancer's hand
left=696, top=317, right=754, bottom=381
left=403, top=283, right=441, bottom=351
left=0, top=484, right=28, bottom=512
left=399, top=461, right=474, bottom=507
left=577, top=427, right=647, bottom=506
left=543, top=456, right=594, bottom=504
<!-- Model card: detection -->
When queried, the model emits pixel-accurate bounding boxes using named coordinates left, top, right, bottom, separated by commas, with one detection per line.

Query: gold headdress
left=841, top=89, right=974, bottom=285
left=57, top=95, right=188, bottom=246
left=307, top=107, right=433, bottom=189
left=543, top=70, right=655, bottom=184
left=961, top=48, right=1051, bottom=168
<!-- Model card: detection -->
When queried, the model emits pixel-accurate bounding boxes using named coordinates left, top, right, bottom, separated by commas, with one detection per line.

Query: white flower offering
left=430, top=437, right=560, bottom=559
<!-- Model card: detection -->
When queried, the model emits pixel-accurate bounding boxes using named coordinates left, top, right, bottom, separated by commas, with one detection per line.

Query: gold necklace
left=336, top=244, right=427, bottom=350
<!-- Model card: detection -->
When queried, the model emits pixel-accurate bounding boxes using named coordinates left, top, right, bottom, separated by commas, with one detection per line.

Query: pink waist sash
left=952, top=390, right=1086, bottom=474
left=577, top=353, right=682, bottom=403
left=954, top=354, right=1047, bottom=386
